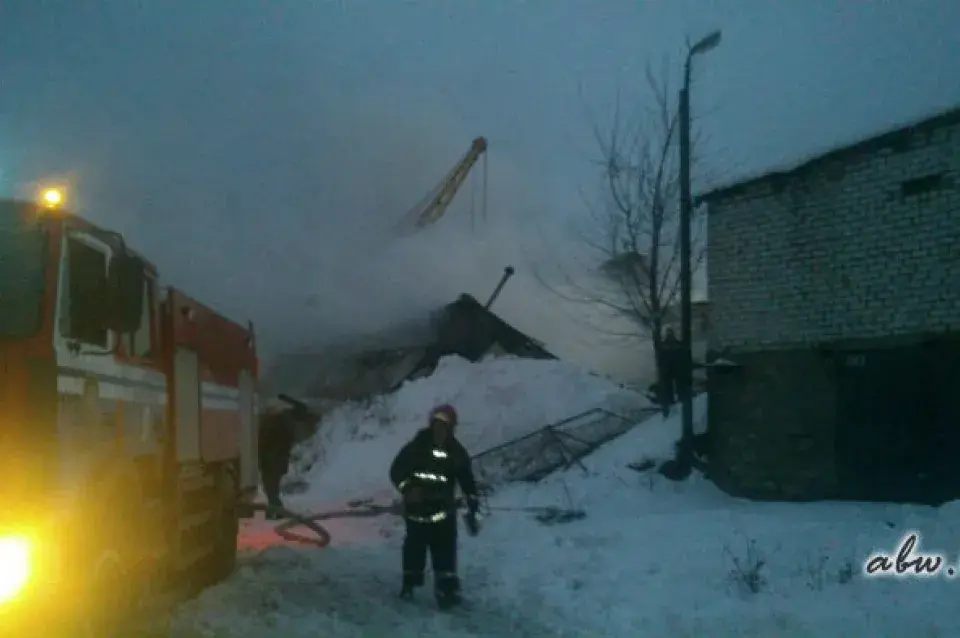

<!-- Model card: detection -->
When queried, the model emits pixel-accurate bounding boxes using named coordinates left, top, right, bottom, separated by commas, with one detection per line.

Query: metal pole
left=678, top=59, right=694, bottom=471
left=484, top=266, right=516, bottom=310
left=673, top=30, right=720, bottom=476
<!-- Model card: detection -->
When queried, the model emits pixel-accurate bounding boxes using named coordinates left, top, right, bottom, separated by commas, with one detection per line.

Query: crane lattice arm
left=398, top=136, right=488, bottom=232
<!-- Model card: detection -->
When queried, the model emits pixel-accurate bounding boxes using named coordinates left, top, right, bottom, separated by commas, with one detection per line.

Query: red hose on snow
left=253, top=501, right=406, bottom=549
left=256, top=498, right=494, bottom=549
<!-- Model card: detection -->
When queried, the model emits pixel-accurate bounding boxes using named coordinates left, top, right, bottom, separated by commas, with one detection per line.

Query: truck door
left=237, top=369, right=258, bottom=492
left=54, top=229, right=118, bottom=485
left=174, top=348, right=201, bottom=462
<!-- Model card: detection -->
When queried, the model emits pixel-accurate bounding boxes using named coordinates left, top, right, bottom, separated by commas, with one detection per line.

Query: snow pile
left=285, top=355, right=648, bottom=502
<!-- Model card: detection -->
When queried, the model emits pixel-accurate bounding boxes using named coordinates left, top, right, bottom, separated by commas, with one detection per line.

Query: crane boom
left=399, top=136, right=488, bottom=232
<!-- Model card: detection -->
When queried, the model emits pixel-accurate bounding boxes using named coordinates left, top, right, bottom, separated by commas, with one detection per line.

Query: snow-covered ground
left=165, top=356, right=958, bottom=637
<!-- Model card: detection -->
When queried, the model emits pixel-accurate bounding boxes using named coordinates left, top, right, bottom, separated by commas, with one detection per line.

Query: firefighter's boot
left=435, top=575, right=462, bottom=610
left=400, top=571, right=423, bottom=601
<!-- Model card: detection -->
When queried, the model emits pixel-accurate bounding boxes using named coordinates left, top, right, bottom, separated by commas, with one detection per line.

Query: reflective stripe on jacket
left=389, top=428, right=478, bottom=521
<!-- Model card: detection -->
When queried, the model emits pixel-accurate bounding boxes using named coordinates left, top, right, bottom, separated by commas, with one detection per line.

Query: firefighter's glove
left=464, top=511, right=481, bottom=537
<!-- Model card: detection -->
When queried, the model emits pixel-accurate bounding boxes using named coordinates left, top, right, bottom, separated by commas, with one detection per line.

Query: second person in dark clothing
left=389, top=403, right=480, bottom=609
left=659, top=327, right=684, bottom=407
left=258, top=406, right=297, bottom=519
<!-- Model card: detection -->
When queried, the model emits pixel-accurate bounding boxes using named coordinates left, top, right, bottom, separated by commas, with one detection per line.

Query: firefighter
left=258, top=405, right=297, bottom=519
left=389, top=404, right=481, bottom=609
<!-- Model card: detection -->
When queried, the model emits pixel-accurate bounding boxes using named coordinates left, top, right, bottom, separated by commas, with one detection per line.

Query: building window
left=901, top=173, right=945, bottom=198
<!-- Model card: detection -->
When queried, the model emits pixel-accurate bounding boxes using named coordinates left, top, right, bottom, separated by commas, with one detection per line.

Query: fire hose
left=244, top=498, right=491, bottom=549
left=240, top=476, right=585, bottom=549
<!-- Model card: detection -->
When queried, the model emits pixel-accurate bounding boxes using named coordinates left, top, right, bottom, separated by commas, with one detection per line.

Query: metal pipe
left=484, top=266, right=515, bottom=309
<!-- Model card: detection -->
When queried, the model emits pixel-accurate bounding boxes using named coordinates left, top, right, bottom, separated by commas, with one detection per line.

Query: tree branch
left=533, top=54, right=711, bottom=348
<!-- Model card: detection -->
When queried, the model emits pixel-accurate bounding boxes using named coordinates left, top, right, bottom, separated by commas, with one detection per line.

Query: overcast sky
left=2, top=1, right=959, bottom=372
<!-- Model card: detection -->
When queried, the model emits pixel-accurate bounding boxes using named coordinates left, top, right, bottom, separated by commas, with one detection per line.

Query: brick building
left=699, top=106, right=960, bottom=504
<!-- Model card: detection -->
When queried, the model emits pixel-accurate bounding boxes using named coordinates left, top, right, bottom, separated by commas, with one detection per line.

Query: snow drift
left=285, top=354, right=648, bottom=502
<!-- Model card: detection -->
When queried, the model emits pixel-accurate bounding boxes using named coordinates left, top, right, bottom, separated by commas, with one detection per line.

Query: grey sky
left=3, top=1, right=959, bottom=368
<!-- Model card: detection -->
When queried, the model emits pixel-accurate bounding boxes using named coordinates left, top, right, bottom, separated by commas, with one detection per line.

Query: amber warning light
left=41, top=188, right=63, bottom=209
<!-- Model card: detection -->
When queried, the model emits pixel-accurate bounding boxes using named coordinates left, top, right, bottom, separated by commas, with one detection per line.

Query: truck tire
left=72, top=462, right=147, bottom=637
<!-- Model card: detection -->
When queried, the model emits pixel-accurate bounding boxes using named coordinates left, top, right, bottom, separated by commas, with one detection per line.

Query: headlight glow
left=0, top=536, right=32, bottom=603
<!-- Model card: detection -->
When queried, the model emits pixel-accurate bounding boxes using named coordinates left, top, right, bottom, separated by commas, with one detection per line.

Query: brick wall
left=707, top=118, right=960, bottom=351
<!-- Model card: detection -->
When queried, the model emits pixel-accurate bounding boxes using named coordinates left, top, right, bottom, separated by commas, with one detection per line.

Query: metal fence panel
left=471, top=407, right=658, bottom=488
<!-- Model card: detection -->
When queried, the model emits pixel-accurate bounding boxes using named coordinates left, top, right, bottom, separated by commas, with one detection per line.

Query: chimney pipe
left=484, top=266, right=515, bottom=310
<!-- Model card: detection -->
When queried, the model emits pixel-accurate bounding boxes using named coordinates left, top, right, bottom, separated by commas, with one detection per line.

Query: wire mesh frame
left=470, top=407, right=659, bottom=489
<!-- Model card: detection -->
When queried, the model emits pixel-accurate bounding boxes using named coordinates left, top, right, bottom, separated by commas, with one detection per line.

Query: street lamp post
left=678, top=30, right=721, bottom=473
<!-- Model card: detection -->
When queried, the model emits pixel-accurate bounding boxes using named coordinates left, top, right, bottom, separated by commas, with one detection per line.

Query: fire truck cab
left=0, top=197, right=260, bottom=634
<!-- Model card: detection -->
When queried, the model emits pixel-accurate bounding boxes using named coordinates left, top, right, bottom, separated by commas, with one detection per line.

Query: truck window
left=0, top=208, right=47, bottom=338
left=125, top=278, right=154, bottom=358
left=59, top=236, right=109, bottom=347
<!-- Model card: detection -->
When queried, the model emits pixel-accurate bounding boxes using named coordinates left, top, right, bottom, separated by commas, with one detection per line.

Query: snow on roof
left=697, top=103, right=960, bottom=203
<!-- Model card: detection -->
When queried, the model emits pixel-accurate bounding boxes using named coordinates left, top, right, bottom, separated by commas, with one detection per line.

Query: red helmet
left=429, top=404, right=458, bottom=427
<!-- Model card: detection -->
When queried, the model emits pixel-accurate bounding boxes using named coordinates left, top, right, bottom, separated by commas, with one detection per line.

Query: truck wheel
left=72, top=463, right=146, bottom=637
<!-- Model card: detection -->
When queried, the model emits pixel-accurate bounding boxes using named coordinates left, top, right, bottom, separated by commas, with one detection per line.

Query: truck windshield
left=0, top=205, right=48, bottom=338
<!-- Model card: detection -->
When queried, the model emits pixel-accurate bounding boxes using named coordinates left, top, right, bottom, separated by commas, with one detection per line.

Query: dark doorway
left=835, top=343, right=954, bottom=505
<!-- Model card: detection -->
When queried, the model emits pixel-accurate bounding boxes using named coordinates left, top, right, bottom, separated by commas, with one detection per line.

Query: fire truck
left=0, top=193, right=260, bottom=635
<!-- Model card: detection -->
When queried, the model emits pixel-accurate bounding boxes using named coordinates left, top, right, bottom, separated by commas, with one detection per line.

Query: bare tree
left=535, top=61, right=707, bottom=381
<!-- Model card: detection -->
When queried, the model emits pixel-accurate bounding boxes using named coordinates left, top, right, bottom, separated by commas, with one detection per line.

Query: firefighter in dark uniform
left=258, top=405, right=297, bottom=519
left=389, top=404, right=481, bottom=609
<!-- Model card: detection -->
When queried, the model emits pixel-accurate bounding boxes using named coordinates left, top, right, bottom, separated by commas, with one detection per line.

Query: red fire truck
left=0, top=193, right=260, bottom=635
